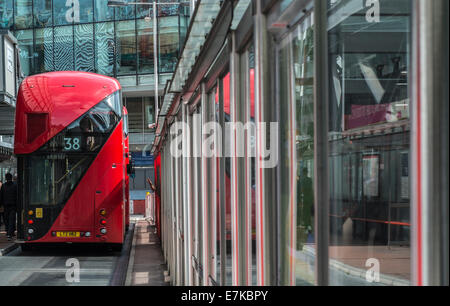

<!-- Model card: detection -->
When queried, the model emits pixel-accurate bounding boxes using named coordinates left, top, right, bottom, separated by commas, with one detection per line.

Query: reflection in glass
left=115, top=5, right=135, bottom=20
left=0, top=0, right=13, bottom=29
left=94, top=0, right=114, bottom=22
left=35, top=28, right=54, bottom=73
left=125, top=97, right=144, bottom=134
left=137, top=19, right=154, bottom=74
left=14, top=0, right=32, bottom=29
left=159, top=16, right=179, bottom=73
left=136, top=0, right=152, bottom=19
left=95, top=22, right=115, bottom=76
left=33, top=0, right=52, bottom=27
left=75, top=24, right=94, bottom=72
left=27, top=155, right=93, bottom=206
left=278, top=13, right=315, bottom=286
left=78, top=0, right=94, bottom=24
left=54, top=26, right=74, bottom=71
left=9, top=2, right=184, bottom=79
left=144, top=97, right=155, bottom=132
left=15, top=29, right=33, bottom=75
left=327, top=0, right=411, bottom=286
left=53, top=0, right=71, bottom=25
left=117, top=20, right=137, bottom=75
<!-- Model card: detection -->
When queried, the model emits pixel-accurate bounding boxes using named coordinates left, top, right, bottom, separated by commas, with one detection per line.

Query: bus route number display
left=63, top=137, right=82, bottom=152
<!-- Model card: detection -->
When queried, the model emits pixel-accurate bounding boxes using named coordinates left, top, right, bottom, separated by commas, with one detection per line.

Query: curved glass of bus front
left=19, top=91, right=122, bottom=240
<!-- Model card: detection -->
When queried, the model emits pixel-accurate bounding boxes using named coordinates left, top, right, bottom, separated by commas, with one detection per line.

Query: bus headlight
left=100, top=228, right=107, bottom=235
left=27, top=228, right=34, bottom=234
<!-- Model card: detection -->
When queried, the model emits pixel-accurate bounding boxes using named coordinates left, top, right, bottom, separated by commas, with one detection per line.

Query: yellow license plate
left=56, top=232, right=80, bottom=238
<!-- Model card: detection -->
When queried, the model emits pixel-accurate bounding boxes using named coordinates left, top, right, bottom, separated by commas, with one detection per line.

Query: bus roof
left=14, top=71, right=121, bottom=155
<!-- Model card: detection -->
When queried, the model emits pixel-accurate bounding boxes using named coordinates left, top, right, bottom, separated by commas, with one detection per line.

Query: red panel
left=26, top=113, right=48, bottom=144
left=133, top=200, right=146, bottom=215
left=154, top=153, right=161, bottom=238
left=15, top=72, right=121, bottom=155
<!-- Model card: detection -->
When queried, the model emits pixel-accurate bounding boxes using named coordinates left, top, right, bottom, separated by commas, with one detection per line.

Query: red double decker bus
left=14, top=71, right=129, bottom=251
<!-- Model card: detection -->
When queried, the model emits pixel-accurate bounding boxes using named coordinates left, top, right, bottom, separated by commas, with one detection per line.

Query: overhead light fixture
left=107, top=0, right=128, bottom=7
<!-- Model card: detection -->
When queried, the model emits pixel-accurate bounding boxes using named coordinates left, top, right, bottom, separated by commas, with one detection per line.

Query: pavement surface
left=0, top=229, right=18, bottom=256
left=0, top=226, right=133, bottom=286
left=125, top=219, right=168, bottom=286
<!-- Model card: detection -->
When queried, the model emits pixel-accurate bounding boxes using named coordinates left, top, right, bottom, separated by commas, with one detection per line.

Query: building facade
left=0, top=0, right=190, bottom=193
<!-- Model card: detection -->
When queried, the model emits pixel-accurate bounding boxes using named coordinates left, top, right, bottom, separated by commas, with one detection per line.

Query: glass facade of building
left=0, top=0, right=189, bottom=87
left=1, top=0, right=190, bottom=195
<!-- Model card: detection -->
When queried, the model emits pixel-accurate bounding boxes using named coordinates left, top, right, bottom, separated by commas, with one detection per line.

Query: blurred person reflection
left=297, top=167, right=314, bottom=250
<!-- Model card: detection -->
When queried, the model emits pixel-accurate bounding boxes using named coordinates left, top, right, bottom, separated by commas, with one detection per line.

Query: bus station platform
left=125, top=218, right=168, bottom=286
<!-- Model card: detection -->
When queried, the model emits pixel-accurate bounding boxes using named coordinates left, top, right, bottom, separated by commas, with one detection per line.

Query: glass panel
left=136, top=0, right=152, bottom=19
left=75, top=23, right=94, bottom=72
left=54, top=26, right=74, bottom=71
left=159, top=16, right=179, bottom=73
left=53, top=0, right=71, bottom=25
left=123, top=112, right=129, bottom=136
left=179, top=13, right=189, bottom=48
left=280, top=0, right=294, bottom=12
left=119, top=75, right=137, bottom=86
left=144, top=97, right=155, bottom=132
left=15, top=29, right=33, bottom=76
left=78, top=0, right=93, bottom=23
left=95, top=22, right=115, bottom=76
left=104, top=91, right=122, bottom=117
left=14, top=0, right=32, bottom=29
left=293, top=16, right=315, bottom=285
left=125, top=97, right=143, bottom=134
left=115, top=5, right=135, bottom=20
left=327, top=0, right=412, bottom=286
left=159, top=1, right=180, bottom=17
left=27, top=154, right=93, bottom=206
left=0, top=0, right=13, bottom=30
left=94, top=0, right=114, bottom=22
left=137, top=19, right=154, bottom=74
left=278, top=13, right=315, bottom=286
left=116, top=20, right=137, bottom=75
left=33, top=0, right=52, bottom=27
left=35, top=27, right=54, bottom=73
left=40, top=99, right=120, bottom=153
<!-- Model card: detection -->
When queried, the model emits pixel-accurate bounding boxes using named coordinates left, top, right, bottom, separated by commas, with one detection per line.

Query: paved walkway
left=0, top=227, right=18, bottom=256
left=126, top=220, right=168, bottom=286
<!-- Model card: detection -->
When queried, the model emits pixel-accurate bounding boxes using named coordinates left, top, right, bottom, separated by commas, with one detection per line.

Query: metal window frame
left=254, top=0, right=278, bottom=286
left=411, top=0, right=449, bottom=286
left=313, top=0, right=329, bottom=286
